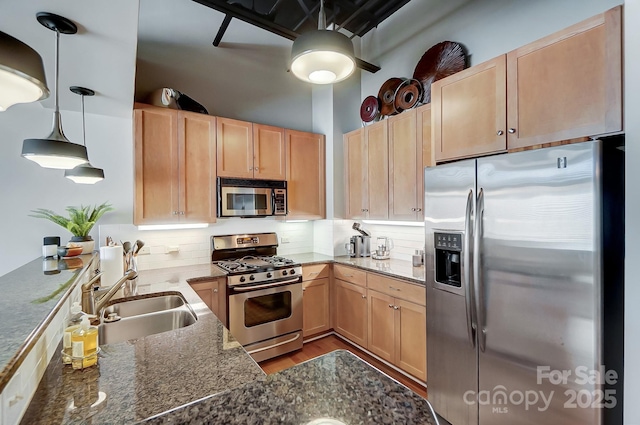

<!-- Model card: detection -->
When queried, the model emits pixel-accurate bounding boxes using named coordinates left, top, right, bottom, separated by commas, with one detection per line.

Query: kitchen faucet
left=81, top=269, right=138, bottom=320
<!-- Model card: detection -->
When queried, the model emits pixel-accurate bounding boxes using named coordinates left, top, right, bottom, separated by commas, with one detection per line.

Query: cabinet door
left=416, top=104, right=432, bottom=221
left=189, top=280, right=221, bottom=318
left=506, top=6, right=621, bottom=149
left=367, top=290, right=395, bottom=363
left=365, top=120, right=389, bottom=219
left=432, top=55, right=507, bottom=162
left=254, top=124, right=286, bottom=180
left=302, top=277, right=330, bottom=337
left=178, top=111, right=217, bottom=223
left=395, top=298, right=427, bottom=382
left=134, top=106, right=179, bottom=224
left=344, top=129, right=367, bottom=219
left=216, top=117, right=253, bottom=178
left=286, top=130, right=326, bottom=219
left=389, top=109, right=421, bottom=221
left=335, top=279, right=368, bottom=347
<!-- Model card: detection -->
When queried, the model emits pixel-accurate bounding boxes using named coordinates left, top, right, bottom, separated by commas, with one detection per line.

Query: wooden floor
left=258, top=334, right=427, bottom=398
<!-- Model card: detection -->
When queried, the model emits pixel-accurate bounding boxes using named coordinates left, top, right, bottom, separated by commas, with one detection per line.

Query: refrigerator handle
left=463, top=189, right=476, bottom=348
left=474, top=188, right=487, bottom=352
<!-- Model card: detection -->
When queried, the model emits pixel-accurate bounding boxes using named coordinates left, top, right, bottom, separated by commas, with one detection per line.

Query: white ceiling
left=0, top=0, right=139, bottom=118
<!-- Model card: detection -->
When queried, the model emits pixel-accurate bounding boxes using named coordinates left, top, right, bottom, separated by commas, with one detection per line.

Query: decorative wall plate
left=377, top=77, right=404, bottom=116
left=360, top=95, right=381, bottom=123
left=413, top=41, right=466, bottom=104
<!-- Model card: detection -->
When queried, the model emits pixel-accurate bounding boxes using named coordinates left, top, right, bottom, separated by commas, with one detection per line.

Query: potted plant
left=30, top=202, right=114, bottom=254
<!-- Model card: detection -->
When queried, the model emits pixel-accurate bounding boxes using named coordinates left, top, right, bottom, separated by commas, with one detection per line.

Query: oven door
left=228, top=281, right=302, bottom=346
left=219, top=186, right=273, bottom=217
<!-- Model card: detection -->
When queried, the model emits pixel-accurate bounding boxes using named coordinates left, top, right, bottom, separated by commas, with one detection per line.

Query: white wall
left=0, top=103, right=133, bottom=277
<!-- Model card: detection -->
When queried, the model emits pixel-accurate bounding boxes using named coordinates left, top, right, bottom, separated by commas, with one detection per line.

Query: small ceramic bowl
left=57, top=246, right=83, bottom=258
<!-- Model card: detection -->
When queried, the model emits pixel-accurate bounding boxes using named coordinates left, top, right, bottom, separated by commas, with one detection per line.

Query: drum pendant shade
left=290, top=0, right=355, bottom=84
left=0, top=31, right=49, bottom=111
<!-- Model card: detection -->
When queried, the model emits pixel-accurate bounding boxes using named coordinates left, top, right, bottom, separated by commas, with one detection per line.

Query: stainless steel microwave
left=217, top=177, right=287, bottom=217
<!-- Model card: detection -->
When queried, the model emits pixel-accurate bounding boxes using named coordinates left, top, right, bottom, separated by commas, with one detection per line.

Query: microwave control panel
left=273, top=189, right=287, bottom=215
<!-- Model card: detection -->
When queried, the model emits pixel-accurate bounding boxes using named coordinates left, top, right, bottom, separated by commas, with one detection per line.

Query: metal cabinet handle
left=180, top=211, right=185, bottom=215
left=302, top=288, right=306, bottom=292
left=254, top=167, right=259, bottom=171
left=213, top=288, right=218, bottom=293
left=388, top=304, right=393, bottom=308
left=508, top=128, right=516, bottom=134
left=361, top=294, right=366, bottom=299
left=393, top=306, right=399, bottom=310
left=497, top=130, right=504, bottom=136
left=172, top=211, right=178, bottom=215
left=389, top=286, right=400, bottom=291
left=416, top=208, right=422, bottom=212
left=309, top=272, right=319, bottom=275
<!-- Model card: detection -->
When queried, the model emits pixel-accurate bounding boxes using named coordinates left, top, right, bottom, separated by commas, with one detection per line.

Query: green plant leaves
left=30, top=202, right=114, bottom=237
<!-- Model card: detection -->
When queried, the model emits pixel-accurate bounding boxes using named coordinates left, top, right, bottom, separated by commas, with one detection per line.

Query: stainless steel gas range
left=211, top=233, right=303, bottom=362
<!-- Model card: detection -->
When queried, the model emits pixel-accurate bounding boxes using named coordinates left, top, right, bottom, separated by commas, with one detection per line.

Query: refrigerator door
left=425, top=159, right=478, bottom=425
left=476, top=142, right=601, bottom=425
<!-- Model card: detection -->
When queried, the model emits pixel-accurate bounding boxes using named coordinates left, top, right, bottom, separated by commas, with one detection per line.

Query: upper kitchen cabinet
left=432, top=6, right=622, bottom=161
left=389, top=107, right=429, bottom=221
left=216, top=118, right=286, bottom=180
left=506, top=6, right=622, bottom=149
left=344, top=120, right=389, bottom=220
left=285, top=130, right=326, bottom=219
left=431, top=55, right=507, bottom=162
left=134, top=104, right=217, bottom=224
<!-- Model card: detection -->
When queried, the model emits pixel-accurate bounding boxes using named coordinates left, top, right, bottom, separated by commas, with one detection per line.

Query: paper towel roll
left=100, top=246, right=124, bottom=287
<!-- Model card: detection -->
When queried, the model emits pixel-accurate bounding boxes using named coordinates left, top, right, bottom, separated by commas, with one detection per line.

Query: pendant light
left=290, top=0, right=356, bottom=84
left=21, top=12, right=89, bottom=170
left=0, top=31, right=49, bottom=111
left=64, top=87, right=104, bottom=184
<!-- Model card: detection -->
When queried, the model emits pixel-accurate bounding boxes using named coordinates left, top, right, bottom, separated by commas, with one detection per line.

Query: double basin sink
left=99, top=292, right=197, bottom=345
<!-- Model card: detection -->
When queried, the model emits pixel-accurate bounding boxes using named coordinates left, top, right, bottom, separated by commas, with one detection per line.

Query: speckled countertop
left=0, top=254, right=96, bottom=393
left=142, top=350, right=437, bottom=425
left=20, top=265, right=264, bottom=425
left=284, top=253, right=426, bottom=285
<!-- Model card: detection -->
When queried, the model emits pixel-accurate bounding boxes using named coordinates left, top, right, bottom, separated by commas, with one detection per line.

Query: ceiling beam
left=212, top=14, right=233, bottom=46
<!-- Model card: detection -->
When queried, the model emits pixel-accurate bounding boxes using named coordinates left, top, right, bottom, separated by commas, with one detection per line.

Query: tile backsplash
left=99, top=218, right=426, bottom=271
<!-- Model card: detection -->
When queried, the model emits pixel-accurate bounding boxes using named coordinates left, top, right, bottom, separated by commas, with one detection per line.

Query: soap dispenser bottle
left=71, top=316, right=99, bottom=370
left=62, top=302, right=85, bottom=365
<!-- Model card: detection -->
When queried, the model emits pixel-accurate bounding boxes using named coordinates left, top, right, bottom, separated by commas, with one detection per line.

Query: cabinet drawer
left=367, top=273, right=426, bottom=306
left=333, top=264, right=366, bottom=287
left=302, top=263, right=330, bottom=281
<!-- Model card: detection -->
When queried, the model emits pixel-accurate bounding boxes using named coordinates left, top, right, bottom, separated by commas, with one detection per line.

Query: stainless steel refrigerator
left=424, top=140, right=624, bottom=425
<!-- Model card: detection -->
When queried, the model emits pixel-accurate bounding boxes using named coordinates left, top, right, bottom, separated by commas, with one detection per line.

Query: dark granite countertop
left=0, top=253, right=97, bottom=393
left=285, top=253, right=426, bottom=285
left=142, top=349, right=437, bottom=425
left=20, top=265, right=265, bottom=425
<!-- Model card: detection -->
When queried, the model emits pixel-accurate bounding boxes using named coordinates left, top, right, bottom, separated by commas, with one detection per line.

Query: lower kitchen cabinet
left=368, top=290, right=395, bottom=362
left=189, top=278, right=227, bottom=326
left=395, top=298, right=427, bottom=381
left=335, top=278, right=368, bottom=347
left=302, top=277, right=330, bottom=337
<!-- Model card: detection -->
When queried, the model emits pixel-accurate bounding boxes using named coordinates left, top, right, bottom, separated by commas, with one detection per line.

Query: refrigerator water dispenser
left=434, top=232, right=462, bottom=287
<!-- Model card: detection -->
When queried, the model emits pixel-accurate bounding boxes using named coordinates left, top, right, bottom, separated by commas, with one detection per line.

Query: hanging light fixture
left=0, top=31, right=49, bottom=111
left=290, top=0, right=356, bottom=84
left=21, top=12, right=89, bottom=170
left=64, top=87, right=104, bottom=184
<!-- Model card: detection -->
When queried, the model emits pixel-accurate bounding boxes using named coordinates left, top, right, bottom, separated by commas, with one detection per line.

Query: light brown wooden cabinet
left=367, top=289, right=396, bottom=362
left=302, top=264, right=330, bottom=338
left=216, top=118, right=286, bottom=180
left=389, top=108, right=427, bottom=221
left=506, top=6, right=621, bottom=149
left=344, top=120, right=389, bottom=220
left=189, top=278, right=227, bottom=326
left=285, top=130, right=326, bottom=219
left=334, top=278, right=368, bottom=347
left=432, top=6, right=622, bottom=161
left=134, top=104, right=217, bottom=224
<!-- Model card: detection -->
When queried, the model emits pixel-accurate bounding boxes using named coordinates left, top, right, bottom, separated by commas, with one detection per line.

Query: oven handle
left=231, top=277, right=301, bottom=292
left=246, top=333, right=301, bottom=355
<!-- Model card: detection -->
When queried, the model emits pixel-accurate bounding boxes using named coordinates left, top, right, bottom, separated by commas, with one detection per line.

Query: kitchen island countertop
left=142, top=349, right=437, bottom=425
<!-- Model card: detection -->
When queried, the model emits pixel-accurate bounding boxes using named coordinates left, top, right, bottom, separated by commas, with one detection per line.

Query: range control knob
left=239, top=276, right=246, bottom=283
left=249, top=275, right=255, bottom=281
left=282, top=270, right=288, bottom=276
left=289, top=269, right=296, bottom=275
left=266, top=272, right=273, bottom=278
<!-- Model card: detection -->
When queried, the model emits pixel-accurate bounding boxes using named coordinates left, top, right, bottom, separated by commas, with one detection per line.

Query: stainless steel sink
left=102, top=294, right=186, bottom=318
left=98, top=293, right=197, bottom=345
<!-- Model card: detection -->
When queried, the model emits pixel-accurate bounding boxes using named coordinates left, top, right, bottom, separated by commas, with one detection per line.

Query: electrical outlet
left=137, top=246, right=150, bottom=255
left=166, top=245, right=180, bottom=253
left=281, top=237, right=290, bottom=244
